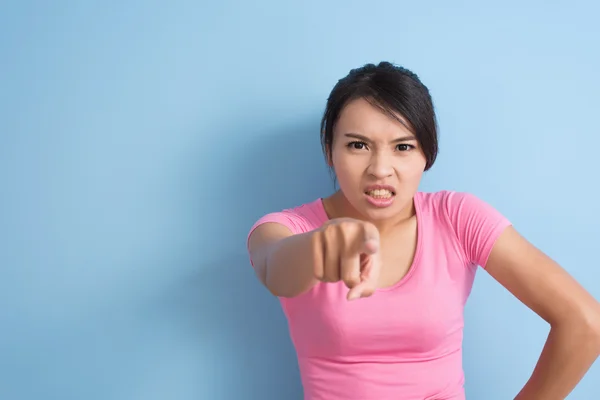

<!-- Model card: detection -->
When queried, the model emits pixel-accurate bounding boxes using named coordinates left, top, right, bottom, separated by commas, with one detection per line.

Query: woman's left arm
left=485, top=226, right=600, bottom=400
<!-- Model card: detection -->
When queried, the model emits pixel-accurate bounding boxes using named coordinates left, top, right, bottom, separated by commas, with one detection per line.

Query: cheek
left=401, top=152, right=427, bottom=175
left=402, top=159, right=426, bottom=176
left=332, top=155, right=365, bottom=186
left=333, top=161, right=361, bottom=182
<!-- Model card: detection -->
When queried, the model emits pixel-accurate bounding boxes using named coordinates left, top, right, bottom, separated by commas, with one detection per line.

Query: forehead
left=334, top=97, right=414, bottom=139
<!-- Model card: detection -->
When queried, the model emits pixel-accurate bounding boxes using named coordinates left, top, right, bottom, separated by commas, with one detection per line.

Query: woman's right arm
left=247, top=222, right=319, bottom=298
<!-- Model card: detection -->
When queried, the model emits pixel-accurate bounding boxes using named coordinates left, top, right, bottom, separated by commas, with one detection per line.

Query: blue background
left=1, top=1, right=599, bottom=399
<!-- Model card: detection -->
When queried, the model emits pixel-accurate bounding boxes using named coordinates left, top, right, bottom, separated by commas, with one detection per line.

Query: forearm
left=263, top=231, right=318, bottom=298
left=515, top=321, right=600, bottom=400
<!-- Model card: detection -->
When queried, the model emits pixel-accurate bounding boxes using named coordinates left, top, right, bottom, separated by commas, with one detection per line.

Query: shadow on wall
left=160, top=117, right=329, bottom=399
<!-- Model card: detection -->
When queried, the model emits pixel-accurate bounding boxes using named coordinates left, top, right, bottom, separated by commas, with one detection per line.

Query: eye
left=348, top=141, right=368, bottom=150
left=396, top=144, right=414, bottom=151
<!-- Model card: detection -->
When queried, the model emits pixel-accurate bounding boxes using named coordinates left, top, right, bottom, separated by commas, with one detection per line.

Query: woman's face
left=329, top=97, right=427, bottom=222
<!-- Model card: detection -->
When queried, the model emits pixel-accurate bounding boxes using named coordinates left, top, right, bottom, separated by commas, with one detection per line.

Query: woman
left=246, top=62, right=600, bottom=399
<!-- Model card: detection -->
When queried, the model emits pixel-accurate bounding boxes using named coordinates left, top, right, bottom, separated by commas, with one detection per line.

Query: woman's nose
left=367, top=153, right=393, bottom=179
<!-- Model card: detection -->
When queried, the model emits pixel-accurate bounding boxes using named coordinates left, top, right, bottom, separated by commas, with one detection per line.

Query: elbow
left=585, top=304, right=600, bottom=351
left=589, top=311, right=600, bottom=355
left=263, top=251, right=312, bottom=298
left=263, top=266, right=301, bottom=298
left=264, top=277, right=287, bottom=297
left=562, top=306, right=600, bottom=356
left=264, top=276, right=303, bottom=298
left=265, top=273, right=313, bottom=298
left=267, top=287, right=297, bottom=298
left=551, top=306, right=600, bottom=358
left=589, top=326, right=600, bottom=360
left=253, top=261, right=289, bottom=297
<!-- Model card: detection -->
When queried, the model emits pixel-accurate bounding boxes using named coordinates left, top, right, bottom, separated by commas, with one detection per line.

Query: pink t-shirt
left=247, top=191, right=511, bottom=400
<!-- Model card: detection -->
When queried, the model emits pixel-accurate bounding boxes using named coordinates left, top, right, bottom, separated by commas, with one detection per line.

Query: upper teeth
left=367, top=189, right=392, bottom=198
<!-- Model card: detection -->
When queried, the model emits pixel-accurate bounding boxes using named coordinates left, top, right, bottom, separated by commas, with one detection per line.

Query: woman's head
left=320, top=62, right=438, bottom=222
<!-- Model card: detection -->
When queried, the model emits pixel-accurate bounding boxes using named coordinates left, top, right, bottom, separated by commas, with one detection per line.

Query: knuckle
left=338, top=226, right=352, bottom=249
left=339, top=219, right=358, bottom=232
left=360, top=221, right=373, bottom=235
left=339, top=221, right=361, bottom=247
left=362, top=220, right=376, bottom=231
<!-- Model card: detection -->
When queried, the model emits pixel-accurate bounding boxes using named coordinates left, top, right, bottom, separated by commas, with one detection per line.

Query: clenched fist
left=312, top=218, right=381, bottom=300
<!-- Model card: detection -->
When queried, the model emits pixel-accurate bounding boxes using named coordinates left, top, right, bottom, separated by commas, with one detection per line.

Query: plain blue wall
left=1, top=1, right=599, bottom=399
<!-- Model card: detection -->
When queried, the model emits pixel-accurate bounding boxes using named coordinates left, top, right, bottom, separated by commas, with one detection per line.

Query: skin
left=248, top=97, right=600, bottom=398
left=323, top=97, right=426, bottom=233
left=319, top=97, right=426, bottom=293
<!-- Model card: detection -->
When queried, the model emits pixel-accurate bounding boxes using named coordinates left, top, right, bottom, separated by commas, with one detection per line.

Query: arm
left=485, top=226, right=600, bottom=399
left=445, top=191, right=600, bottom=398
left=248, top=222, right=318, bottom=298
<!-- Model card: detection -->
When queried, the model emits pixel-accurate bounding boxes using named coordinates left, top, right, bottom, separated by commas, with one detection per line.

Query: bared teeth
left=366, top=189, right=392, bottom=198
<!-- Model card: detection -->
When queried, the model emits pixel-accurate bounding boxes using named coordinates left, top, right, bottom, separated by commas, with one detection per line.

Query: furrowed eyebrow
left=343, top=133, right=417, bottom=143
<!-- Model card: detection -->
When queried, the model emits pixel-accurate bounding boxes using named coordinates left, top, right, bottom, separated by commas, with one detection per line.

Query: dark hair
left=320, top=61, right=438, bottom=171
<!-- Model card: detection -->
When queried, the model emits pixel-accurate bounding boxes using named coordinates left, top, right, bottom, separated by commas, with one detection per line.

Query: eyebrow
left=343, top=132, right=417, bottom=143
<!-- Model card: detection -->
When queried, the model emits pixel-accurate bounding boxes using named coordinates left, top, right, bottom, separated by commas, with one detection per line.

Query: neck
left=323, top=190, right=415, bottom=234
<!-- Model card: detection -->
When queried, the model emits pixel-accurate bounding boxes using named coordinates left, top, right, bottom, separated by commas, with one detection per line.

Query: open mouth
left=364, top=188, right=396, bottom=199
left=363, top=185, right=397, bottom=208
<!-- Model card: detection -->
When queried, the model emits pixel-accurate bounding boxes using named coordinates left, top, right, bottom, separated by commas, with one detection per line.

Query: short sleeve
left=444, top=191, right=512, bottom=268
left=246, top=210, right=309, bottom=266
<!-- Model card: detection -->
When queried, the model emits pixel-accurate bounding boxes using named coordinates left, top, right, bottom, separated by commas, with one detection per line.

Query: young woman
left=246, top=62, right=600, bottom=400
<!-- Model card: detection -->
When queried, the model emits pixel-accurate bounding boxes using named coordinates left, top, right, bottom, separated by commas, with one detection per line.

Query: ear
left=325, top=142, right=333, bottom=167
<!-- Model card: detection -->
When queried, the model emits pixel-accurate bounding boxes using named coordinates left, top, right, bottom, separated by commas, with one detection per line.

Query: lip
left=364, top=184, right=396, bottom=195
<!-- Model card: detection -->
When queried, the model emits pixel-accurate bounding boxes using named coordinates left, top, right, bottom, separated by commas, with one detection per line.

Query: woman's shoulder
left=416, top=190, right=509, bottom=229
left=416, top=189, right=475, bottom=213
left=417, top=190, right=511, bottom=265
left=418, top=189, right=503, bottom=212
left=248, top=198, right=329, bottom=236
